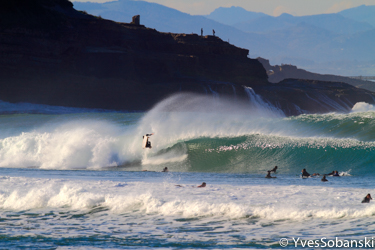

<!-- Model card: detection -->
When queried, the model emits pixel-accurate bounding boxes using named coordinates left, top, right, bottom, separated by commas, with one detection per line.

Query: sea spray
left=1, top=97, right=375, bottom=173
left=352, top=102, right=375, bottom=112
left=244, top=86, right=285, bottom=116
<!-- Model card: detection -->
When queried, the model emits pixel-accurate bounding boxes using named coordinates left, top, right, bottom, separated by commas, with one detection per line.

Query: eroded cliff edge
left=1, top=0, right=374, bottom=116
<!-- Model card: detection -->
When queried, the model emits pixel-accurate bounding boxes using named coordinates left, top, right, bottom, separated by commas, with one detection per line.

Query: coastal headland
left=1, top=0, right=374, bottom=115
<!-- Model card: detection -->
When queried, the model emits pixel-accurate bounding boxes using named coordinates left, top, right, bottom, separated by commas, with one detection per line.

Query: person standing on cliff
left=212, top=29, right=215, bottom=36
left=201, top=28, right=203, bottom=36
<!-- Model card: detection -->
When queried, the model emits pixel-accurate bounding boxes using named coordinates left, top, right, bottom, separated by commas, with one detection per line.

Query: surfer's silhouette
left=197, top=182, right=206, bottom=188
left=362, top=193, right=372, bottom=203
left=269, top=166, right=278, bottom=173
left=326, top=170, right=340, bottom=176
left=321, top=175, right=328, bottom=182
left=142, top=133, right=153, bottom=149
left=301, top=168, right=310, bottom=178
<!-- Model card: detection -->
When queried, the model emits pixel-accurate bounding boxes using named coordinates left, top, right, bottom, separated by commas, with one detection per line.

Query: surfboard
left=142, top=136, right=148, bottom=149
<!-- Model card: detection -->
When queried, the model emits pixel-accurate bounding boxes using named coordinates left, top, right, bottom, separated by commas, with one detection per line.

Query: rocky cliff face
left=0, top=0, right=374, bottom=115
left=258, top=57, right=375, bottom=92
left=0, top=0, right=267, bottom=111
left=253, top=79, right=375, bottom=116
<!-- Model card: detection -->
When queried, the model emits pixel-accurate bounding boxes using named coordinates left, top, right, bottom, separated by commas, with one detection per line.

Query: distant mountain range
left=73, top=1, right=375, bottom=76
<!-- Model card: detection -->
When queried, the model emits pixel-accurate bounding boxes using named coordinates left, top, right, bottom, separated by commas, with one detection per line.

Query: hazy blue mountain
left=73, top=0, right=203, bottom=33
left=339, top=5, right=375, bottom=27
left=204, top=6, right=268, bottom=26
left=73, top=0, right=279, bottom=56
left=73, top=0, right=375, bottom=76
left=233, top=13, right=373, bottom=35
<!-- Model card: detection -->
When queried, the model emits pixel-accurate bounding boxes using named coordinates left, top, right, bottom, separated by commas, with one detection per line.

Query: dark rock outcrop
left=258, top=57, right=375, bottom=92
left=254, top=79, right=375, bottom=116
left=0, top=0, right=267, bottom=111
left=0, top=0, right=374, bottom=116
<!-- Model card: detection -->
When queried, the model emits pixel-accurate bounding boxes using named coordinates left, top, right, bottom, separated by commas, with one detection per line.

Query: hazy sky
left=74, top=0, right=375, bottom=16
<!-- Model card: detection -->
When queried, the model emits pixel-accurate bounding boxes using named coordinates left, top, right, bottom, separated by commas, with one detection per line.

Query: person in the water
left=362, top=193, right=372, bottom=203
left=326, top=170, right=340, bottom=176
left=162, top=167, right=168, bottom=172
left=265, top=171, right=276, bottom=178
left=269, top=166, right=278, bottom=173
left=301, top=168, right=311, bottom=178
left=333, top=170, right=340, bottom=176
left=321, top=175, right=328, bottom=182
left=197, top=182, right=206, bottom=188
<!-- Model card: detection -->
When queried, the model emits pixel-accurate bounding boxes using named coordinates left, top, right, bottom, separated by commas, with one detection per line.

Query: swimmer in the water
left=197, top=182, right=206, bottom=188
left=321, top=175, right=328, bottom=182
left=362, top=194, right=372, bottom=203
left=176, top=182, right=206, bottom=188
left=301, top=168, right=311, bottom=178
left=326, top=170, right=340, bottom=176
left=162, top=167, right=168, bottom=172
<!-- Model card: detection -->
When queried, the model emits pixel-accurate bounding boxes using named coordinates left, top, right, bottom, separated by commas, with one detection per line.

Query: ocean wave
left=1, top=97, right=375, bottom=173
left=1, top=177, right=374, bottom=221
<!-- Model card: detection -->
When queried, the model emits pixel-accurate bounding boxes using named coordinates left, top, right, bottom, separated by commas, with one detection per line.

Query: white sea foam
left=0, top=120, right=135, bottom=169
left=351, top=102, right=375, bottom=112
left=1, top=176, right=374, bottom=221
left=2, top=172, right=375, bottom=246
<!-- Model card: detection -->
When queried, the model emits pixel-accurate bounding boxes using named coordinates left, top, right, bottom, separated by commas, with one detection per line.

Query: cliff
left=0, top=0, right=267, bottom=111
left=0, top=0, right=374, bottom=116
left=258, top=57, right=375, bottom=92
left=253, top=79, right=375, bottom=116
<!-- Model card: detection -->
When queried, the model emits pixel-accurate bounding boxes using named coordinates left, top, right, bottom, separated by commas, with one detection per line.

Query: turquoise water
left=1, top=94, right=375, bottom=249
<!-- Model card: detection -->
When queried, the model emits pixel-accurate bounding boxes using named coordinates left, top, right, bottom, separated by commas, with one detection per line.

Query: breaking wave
left=1, top=94, right=375, bottom=175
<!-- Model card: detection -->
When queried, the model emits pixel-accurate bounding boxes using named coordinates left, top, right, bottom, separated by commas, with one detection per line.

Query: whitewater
left=1, top=93, right=375, bottom=249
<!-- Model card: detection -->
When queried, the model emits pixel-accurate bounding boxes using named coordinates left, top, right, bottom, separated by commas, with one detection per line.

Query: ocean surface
left=1, top=93, right=375, bottom=249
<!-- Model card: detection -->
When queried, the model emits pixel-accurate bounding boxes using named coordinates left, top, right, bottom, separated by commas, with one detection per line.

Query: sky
left=74, top=0, right=375, bottom=16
